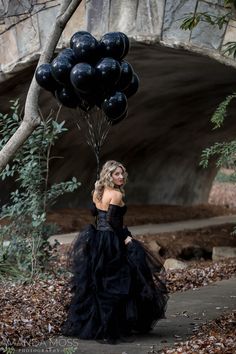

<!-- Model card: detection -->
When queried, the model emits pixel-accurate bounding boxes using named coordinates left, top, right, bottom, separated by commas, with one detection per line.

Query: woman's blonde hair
left=93, top=160, right=128, bottom=201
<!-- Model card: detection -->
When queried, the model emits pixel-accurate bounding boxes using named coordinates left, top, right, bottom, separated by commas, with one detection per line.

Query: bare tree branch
left=0, top=0, right=82, bottom=172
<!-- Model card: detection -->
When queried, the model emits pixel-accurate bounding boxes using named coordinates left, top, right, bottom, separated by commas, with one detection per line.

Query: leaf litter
left=0, top=246, right=235, bottom=352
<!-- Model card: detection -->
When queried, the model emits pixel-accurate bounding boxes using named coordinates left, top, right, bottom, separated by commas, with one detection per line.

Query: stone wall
left=1, top=1, right=236, bottom=207
left=0, top=0, right=236, bottom=79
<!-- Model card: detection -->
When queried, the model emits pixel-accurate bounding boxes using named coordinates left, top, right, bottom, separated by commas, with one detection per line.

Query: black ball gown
left=61, top=203, right=169, bottom=343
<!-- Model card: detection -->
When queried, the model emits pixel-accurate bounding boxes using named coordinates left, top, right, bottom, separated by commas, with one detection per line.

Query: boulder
left=147, top=240, right=162, bottom=254
left=212, top=247, right=236, bottom=261
left=164, top=258, right=188, bottom=270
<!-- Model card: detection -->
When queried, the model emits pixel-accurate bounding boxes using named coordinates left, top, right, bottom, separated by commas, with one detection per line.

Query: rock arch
left=0, top=0, right=236, bottom=207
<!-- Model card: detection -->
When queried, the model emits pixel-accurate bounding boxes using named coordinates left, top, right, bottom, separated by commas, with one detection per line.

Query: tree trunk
left=0, top=0, right=83, bottom=172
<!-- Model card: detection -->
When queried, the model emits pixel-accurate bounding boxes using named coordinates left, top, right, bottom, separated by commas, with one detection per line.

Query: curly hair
left=93, top=160, right=128, bottom=201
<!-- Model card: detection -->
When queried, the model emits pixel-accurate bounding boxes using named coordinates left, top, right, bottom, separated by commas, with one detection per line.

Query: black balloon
left=55, top=86, right=79, bottom=108
left=58, top=48, right=77, bottom=65
left=79, top=91, right=106, bottom=109
left=35, top=63, right=58, bottom=92
left=73, top=34, right=98, bottom=62
left=75, top=91, right=95, bottom=111
left=94, top=91, right=107, bottom=108
left=36, top=31, right=138, bottom=112
left=95, top=58, right=121, bottom=89
left=70, top=63, right=96, bottom=94
left=70, top=31, right=92, bottom=49
left=118, top=32, right=130, bottom=58
left=109, top=110, right=128, bottom=125
left=100, top=32, right=125, bottom=60
left=123, top=73, right=139, bottom=98
left=102, top=91, right=127, bottom=120
left=116, top=60, right=133, bottom=90
left=51, top=56, right=73, bottom=85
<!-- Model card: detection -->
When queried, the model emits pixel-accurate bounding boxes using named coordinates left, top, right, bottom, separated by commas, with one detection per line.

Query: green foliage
left=211, top=93, right=236, bottom=129
left=180, top=12, right=231, bottom=31
left=199, top=117, right=236, bottom=236
left=215, top=170, right=236, bottom=183
left=180, top=2, right=236, bottom=235
left=1, top=346, right=15, bottom=354
left=200, top=141, right=236, bottom=168
left=0, top=100, right=81, bottom=280
left=199, top=96, right=236, bottom=235
left=180, top=12, right=205, bottom=31
left=180, top=0, right=235, bottom=31
left=222, top=41, right=236, bottom=59
left=200, top=93, right=236, bottom=169
left=180, top=1, right=236, bottom=59
left=224, top=0, right=236, bottom=8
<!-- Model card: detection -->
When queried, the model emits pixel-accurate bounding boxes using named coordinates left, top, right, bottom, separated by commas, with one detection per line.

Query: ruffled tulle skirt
left=61, top=224, right=169, bottom=340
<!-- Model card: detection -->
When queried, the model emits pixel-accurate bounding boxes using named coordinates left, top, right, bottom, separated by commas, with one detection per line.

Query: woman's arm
left=107, top=190, right=132, bottom=244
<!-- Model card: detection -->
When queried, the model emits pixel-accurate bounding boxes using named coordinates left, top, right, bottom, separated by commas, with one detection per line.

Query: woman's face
left=112, top=166, right=124, bottom=187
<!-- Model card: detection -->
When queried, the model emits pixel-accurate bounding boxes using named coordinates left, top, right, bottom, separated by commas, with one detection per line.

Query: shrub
left=0, top=100, right=81, bottom=280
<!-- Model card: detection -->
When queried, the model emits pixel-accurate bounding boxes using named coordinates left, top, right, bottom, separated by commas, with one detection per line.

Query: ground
left=0, top=256, right=235, bottom=351
left=0, top=180, right=236, bottom=353
left=45, top=178, right=236, bottom=231
left=46, top=182, right=236, bottom=259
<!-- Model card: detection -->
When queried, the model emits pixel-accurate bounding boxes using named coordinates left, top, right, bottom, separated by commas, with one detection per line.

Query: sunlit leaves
left=223, top=41, right=236, bottom=59
left=180, top=12, right=230, bottom=31
left=224, top=0, right=236, bottom=8
left=180, top=12, right=204, bottom=30
left=211, top=93, right=236, bottom=129
left=200, top=141, right=236, bottom=168
left=199, top=93, right=236, bottom=176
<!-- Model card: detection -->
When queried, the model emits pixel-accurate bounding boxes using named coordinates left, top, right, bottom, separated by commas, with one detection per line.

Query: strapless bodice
left=96, top=204, right=127, bottom=232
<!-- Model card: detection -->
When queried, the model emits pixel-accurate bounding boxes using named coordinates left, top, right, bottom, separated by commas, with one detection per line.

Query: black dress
left=61, top=204, right=169, bottom=342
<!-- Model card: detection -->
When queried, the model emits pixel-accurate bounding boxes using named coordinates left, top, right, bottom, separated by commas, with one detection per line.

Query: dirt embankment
left=209, top=182, right=236, bottom=208
left=46, top=203, right=236, bottom=234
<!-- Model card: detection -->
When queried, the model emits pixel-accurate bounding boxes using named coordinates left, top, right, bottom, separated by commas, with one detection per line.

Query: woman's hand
left=124, top=236, right=132, bottom=245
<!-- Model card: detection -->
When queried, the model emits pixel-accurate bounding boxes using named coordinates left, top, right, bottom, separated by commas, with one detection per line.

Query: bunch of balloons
left=35, top=31, right=139, bottom=125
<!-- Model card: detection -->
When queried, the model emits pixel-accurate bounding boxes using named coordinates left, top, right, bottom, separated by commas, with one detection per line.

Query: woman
left=62, top=160, right=169, bottom=344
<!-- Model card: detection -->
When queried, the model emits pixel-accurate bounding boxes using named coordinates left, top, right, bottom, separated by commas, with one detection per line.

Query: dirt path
left=44, top=204, right=236, bottom=235
left=49, top=214, right=236, bottom=245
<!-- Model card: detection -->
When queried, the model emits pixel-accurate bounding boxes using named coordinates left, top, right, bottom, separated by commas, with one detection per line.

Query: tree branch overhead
left=0, top=0, right=83, bottom=172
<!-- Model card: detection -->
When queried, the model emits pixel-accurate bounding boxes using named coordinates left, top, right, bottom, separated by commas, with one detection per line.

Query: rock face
left=1, top=0, right=235, bottom=76
left=1, top=1, right=236, bottom=208
left=212, top=247, right=236, bottom=261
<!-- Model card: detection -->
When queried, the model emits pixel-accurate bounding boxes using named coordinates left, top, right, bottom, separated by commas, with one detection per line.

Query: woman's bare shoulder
left=104, top=188, right=122, bottom=197
left=104, top=188, right=123, bottom=205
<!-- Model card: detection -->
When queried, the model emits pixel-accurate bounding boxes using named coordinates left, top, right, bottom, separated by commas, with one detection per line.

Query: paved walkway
left=49, top=214, right=236, bottom=245
left=16, top=277, right=236, bottom=354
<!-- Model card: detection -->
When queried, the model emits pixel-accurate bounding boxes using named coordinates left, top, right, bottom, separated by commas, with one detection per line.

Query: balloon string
left=74, top=107, right=110, bottom=182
